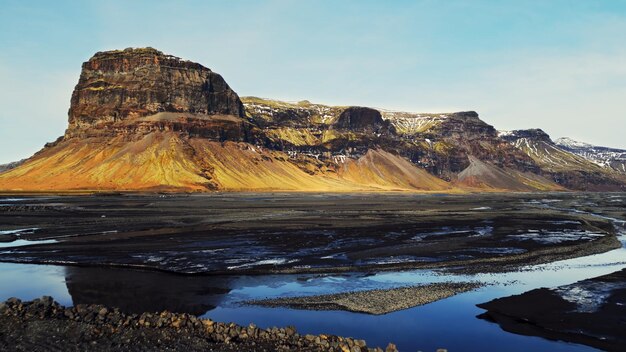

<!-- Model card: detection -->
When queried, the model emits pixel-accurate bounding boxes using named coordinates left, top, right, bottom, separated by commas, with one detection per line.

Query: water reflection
left=64, top=267, right=234, bottom=315
left=2, top=249, right=622, bottom=352
left=0, top=263, right=71, bottom=305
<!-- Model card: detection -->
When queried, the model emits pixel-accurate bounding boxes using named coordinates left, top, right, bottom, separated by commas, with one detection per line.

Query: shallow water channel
left=2, top=235, right=625, bottom=351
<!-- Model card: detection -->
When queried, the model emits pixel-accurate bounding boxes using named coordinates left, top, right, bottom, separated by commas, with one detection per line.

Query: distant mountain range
left=554, top=137, right=626, bottom=173
left=0, top=47, right=624, bottom=192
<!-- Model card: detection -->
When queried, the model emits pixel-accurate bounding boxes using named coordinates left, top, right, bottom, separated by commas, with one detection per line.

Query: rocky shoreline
left=0, top=297, right=401, bottom=352
left=248, top=282, right=483, bottom=315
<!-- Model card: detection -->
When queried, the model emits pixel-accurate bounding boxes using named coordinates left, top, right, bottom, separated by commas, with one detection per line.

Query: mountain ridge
left=555, top=137, right=626, bottom=173
left=499, top=129, right=625, bottom=191
left=0, top=48, right=624, bottom=192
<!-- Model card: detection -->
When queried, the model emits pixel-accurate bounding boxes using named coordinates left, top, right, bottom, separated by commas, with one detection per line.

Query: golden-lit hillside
left=0, top=131, right=460, bottom=192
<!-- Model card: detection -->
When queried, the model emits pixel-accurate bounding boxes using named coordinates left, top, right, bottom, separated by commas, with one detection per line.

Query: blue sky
left=1, top=0, right=625, bottom=163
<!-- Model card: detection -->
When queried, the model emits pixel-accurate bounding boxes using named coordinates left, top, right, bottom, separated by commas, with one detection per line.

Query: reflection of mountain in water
left=64, top=266, right=232, bottom=315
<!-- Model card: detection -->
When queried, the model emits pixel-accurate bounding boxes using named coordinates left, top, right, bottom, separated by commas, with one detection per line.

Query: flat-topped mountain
left=0, top=48, right=624, bottom=192
left=64, top=47, right=247, bottom=141
left=70, top=47, right=243, bottom=123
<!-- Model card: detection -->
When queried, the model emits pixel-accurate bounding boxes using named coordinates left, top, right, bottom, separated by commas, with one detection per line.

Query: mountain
left=0, top=47, right=623, bottom=192
left=499, top=130, right=625, bottom=191
left=555, top=137, right=626, bottom=173
left=0, top=48, right=452, bottom=192
left=242, top=97, right=560, bottom=191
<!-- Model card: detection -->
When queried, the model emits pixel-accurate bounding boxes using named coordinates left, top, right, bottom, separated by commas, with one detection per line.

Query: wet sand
left=248, top=282, right=483, bottom=315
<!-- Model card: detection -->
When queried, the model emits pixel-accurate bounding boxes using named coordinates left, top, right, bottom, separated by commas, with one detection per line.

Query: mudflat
left=0, top=193, right=622, bottom=275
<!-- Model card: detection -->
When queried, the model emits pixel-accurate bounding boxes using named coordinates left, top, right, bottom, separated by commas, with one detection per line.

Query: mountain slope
left=555, top=137, right=626, bottom=173
left=455, top=156, right=563, bottom=191
left=242, top=98, right=542, bottom=181
left=337, top=149, right=453, bottom=191
left=0, top=131, right=450, bottom=192
left=0, top=133, right=208, bottom=191
left=499, top=130, right=626, bottom=191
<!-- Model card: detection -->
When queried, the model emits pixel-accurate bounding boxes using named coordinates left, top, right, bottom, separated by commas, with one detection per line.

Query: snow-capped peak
left=497, top=130, right=513, bottom=138
left=554, top=137, right=626, bottom=172
left=554, top=137, right=592, bottom=149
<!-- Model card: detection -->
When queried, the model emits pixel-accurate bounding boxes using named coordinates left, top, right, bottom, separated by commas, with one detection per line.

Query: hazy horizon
left=1, top=0, right=625, bottom=164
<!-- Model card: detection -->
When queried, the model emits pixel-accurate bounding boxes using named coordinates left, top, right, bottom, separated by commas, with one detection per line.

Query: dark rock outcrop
left=417, top=114, right=540, bottom=177
left=334, top=107, right=392, bottom=132
left=499, top=129, right=553, bottom=144
left=67, top=47, right=244, bottom=133
left=427, top=112, right=495, bottom=139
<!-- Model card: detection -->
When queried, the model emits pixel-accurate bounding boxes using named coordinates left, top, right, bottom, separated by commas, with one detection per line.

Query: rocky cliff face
left=418, top=113, right=539, bottom=177
left=242, top=98, right=541, bottom=181
left=498, top=129, right=553, bottom=143
left=1, top=48, right=624, bottom=192
left=333, top=107, right=393, bottom=133
left=66, top=48, right=244, bottom=137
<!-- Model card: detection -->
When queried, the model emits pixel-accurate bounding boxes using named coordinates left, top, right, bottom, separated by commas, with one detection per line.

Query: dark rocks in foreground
left=477, top=268, right=626, bottom=352
left=0, top=296, right=398, bottom=352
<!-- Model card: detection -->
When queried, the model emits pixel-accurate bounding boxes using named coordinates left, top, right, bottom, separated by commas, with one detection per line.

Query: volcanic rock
left=333, top=107, right=392, bottom=132
left=498, top=129, right=552, bottom=144
left=68, top=47, right=244, bottom=133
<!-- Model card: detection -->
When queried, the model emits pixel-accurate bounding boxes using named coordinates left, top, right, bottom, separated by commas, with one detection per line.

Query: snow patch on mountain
left=554, top=137, right=592, bottom=149
left=555, top=137, right=626, bottom=172
left=380, top=111, right=448, bottom=134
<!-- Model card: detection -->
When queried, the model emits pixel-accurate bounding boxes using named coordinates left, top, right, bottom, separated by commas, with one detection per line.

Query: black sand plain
left=0, top=193, right=621, bottom=275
